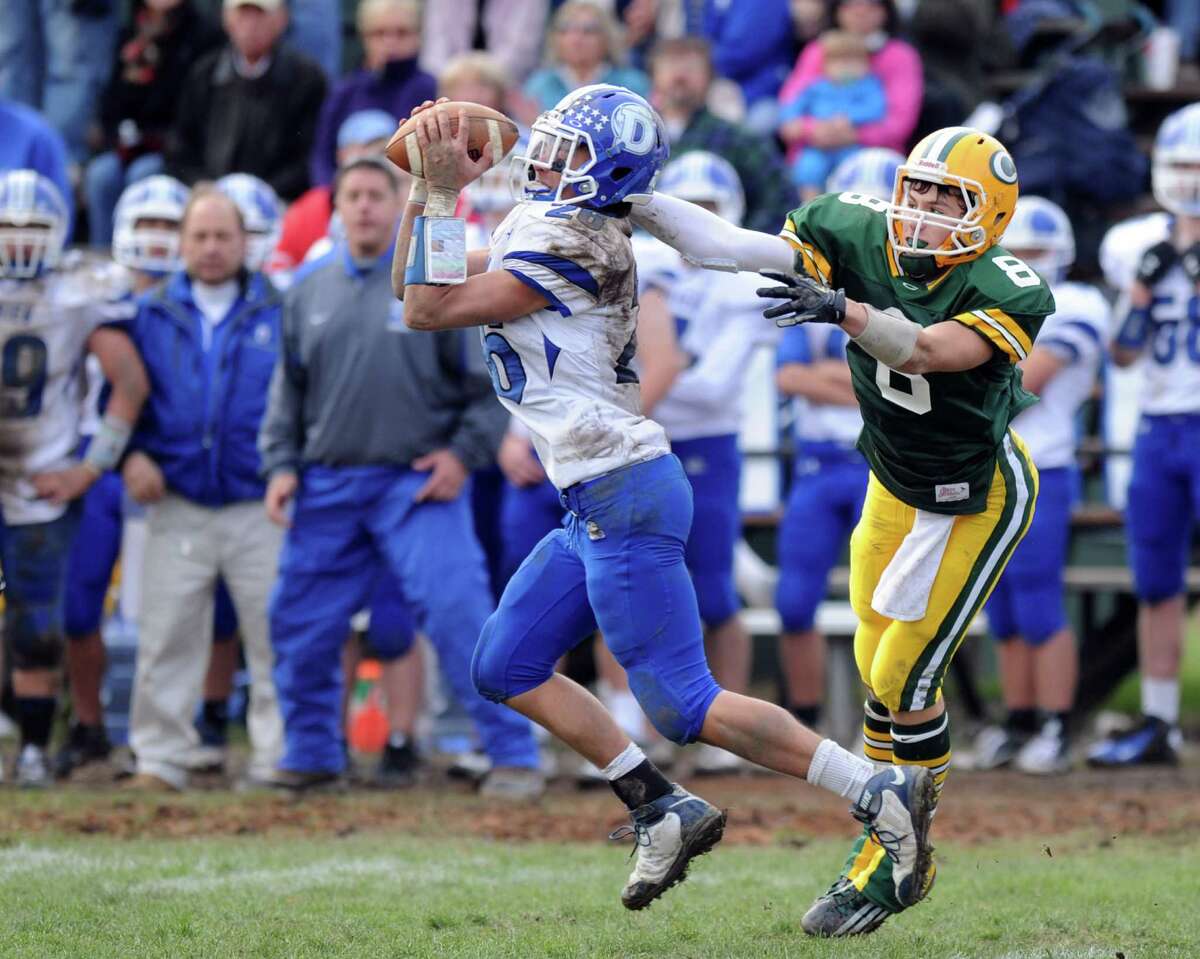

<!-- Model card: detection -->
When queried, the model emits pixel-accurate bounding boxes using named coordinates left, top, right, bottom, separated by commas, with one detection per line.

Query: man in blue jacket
left=120, top=187, right=284, bottom=790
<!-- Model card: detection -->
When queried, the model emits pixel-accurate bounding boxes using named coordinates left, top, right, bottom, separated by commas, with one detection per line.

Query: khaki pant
left=130, top=495, right=284, bottom=787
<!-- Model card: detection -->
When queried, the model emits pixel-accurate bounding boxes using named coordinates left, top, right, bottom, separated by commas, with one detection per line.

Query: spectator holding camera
left=120, top=188, right=285, bottom=790
left=260, top=157, right=543, bottom=797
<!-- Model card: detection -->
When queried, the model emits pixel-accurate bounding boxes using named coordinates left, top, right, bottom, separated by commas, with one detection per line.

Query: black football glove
left=1134, top=240, right=1178, bottom=288
left=1180, top=242, right=1200, bottom=286
left=756, top=271, right=846, bottom=327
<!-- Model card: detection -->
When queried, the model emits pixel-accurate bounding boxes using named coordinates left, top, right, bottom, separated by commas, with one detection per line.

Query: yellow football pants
left=850, top=431, right=1038, bottom=714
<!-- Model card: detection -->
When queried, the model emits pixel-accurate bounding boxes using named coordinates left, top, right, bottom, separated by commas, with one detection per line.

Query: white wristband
left=852, top=304, right=920, bottom=369
left=425, top=187, right=460, bottom=218
left=408, top=178, right=428, bottom=206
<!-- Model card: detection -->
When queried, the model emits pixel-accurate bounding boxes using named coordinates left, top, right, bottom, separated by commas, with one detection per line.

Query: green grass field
left=0, top=826, right=1195, bottom=958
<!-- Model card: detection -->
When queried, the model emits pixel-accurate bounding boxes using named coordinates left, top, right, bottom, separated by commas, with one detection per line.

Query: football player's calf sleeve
left=892, top=711, right=951, bottom=800
left=863, top=697, right=893, bottom=764
left=628, top=192, right=793, bottom=273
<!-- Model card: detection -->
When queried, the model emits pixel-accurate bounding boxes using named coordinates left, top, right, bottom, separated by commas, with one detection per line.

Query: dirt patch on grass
left=2, top=763, right=1197, bottom=848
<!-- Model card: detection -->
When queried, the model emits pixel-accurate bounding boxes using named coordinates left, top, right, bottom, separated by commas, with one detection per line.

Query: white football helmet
left=0, top=169, right=69, bottom=279
left=1000, top=195, right=1074, bottom=283
left=216, top=173, right=283, bottom=271
left=1152, top=102, right=1200, bottom=217
left=657, top=150, right=745, bottom=225
left=827, top=148, right=906, bottom=202
left=112, top=175, right=189, bottom=274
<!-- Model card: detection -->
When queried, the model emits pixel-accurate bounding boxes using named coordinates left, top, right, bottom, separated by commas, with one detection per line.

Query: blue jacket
left=693, top=0, right=794, bottom=106
left=124, top=270, right=282, bottom=506
left=0, top=98, right=73, bottom=238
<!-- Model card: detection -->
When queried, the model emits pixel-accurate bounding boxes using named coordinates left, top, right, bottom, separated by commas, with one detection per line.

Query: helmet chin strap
left=898, top=251, right=942, bottom=281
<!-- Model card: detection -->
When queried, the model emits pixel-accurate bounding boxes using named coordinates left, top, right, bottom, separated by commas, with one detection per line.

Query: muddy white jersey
left=633, top=236, right=776, bottom=442
left=484, top=202, right=669, bottom=489
left=1100, top=212, right=1200, bottom=415
left=1012, top=282, right=1109, bottom=469
left=0, top=256, right=129, bottom=523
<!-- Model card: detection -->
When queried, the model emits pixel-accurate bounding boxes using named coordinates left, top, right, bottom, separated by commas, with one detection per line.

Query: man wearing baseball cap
left=270, top=110, right=403, bottom=278
left=164, top=0, right=326, bottom=201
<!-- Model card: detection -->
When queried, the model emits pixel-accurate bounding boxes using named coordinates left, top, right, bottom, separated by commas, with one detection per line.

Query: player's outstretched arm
left=757, top=272, right=993, bottom=374
left=629, top=192, right=794, bottom=274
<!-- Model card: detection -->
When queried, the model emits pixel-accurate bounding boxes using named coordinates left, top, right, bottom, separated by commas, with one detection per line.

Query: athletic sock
left=892, top=711, right=952, bottom=801
left=807, top=738, right=875, bottom=801
left=603, top=743, right=673, bottom=810
left=16, top=696, right=56, bottom=750
left=1141, top=677, right=1180, bottom=726
left=862, top=698, right=893, bottom=764
left=790, top=703, right=821, bottom=728
left=202, top=698, right=228, bottom=732
left=1005, top=707, right=1038, bottom=735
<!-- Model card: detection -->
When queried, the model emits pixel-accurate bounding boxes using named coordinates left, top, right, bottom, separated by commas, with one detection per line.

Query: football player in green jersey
left=630, top=126, right=1054, bottom=936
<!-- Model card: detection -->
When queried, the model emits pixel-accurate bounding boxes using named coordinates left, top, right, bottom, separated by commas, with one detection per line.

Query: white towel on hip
left=871, top=508, right=956, bottom=622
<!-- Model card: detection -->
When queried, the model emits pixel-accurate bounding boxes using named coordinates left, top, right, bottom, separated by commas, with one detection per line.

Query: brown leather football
left=385, top=102, right=520, bottom=176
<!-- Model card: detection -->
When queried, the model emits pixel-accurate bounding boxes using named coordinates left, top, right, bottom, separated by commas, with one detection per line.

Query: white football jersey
left=485, top=203, right=669, bottom=489
left=0, top=257, right=128, bottom=524
left=633, top=236, right=777, bottom=442
left=1011, top=281, right=1109, bottom=469
left=778, top=324, right=863, bottom=448
left=1100, top=212, right=1200, bottom=415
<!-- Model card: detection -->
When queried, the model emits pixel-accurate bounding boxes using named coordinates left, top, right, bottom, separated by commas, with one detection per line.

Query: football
left=385, top=101, right=521, bottom=177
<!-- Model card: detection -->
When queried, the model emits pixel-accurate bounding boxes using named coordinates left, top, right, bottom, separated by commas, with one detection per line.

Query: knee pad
left=625, top=663, right=720, bottom=746
left=470, top=613, right=557, bottom=704
left=1130, top=543, right=1186, bottom=604
left=692, top=570, right=739, bottom=628
left=1010, top=579, right=1067, bottom=646
left=775, top=568, right=825, bottom=634
left=8, top=611, right=64, bottom=670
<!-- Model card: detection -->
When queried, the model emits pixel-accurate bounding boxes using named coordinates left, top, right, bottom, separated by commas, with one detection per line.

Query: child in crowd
left=778, top=31, right=886, bottom=199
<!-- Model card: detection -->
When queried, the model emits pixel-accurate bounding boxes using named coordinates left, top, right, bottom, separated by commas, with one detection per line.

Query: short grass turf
left=0, top=831, right=1194, bottom=959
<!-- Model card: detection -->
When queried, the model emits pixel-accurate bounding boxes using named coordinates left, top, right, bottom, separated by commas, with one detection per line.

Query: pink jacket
left=778, top=37, right=923, bottom=161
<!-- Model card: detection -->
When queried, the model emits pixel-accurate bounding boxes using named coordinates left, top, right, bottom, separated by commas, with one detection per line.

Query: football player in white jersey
left=1089, top=103, right=1200, bottom=767
left=973, top=197, right=1108, bottom=775
left=0, top=170, right=148, bottom=786
left=774, top=149, right=899, bottom=752
left=57, top=174, right=195, bottom=779
left=216, top=174, right=284, bottom=273
left=394, top=88, right=935, bottom=913
left=634, top=151, right=775, bottom=774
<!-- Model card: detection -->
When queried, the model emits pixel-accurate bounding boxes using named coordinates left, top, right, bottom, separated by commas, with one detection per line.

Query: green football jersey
left=780, top=192, right=1055, bottom=514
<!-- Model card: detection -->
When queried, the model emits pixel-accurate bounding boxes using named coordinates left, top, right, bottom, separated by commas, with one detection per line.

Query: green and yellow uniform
left=780, top=191, right=1053, bottom=912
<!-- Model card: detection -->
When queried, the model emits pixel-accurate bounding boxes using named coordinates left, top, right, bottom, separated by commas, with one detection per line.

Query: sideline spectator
left=779, top=30, right=886, bottom=198
left=286, top=0, right=341, bottom=80
left=274, top=109, right=397, bottom=278
left=0, top=0, right=119, bottom=162
left=309, top=0, right=434, bottom=188
left=523, top=1, right=650, bottom=117
left=121, top=188, right=285, bottom=790
left=85, top=0, right=223, bottom=245
left=441, top=53, right=514, bottom=117
left=421, top=0, right=549, bottom=88
left=165, top=0, right=326, bottom=201
left=650, top=37, right=796, bottom=233
left=260, top=157, right=543, bottom=797
left=57, top=174, right=192, bottom=782
left=684, top=0, right=793, bottom=134
left=0, top=97, right=72, bottom=236
left=777, top=0, right=922, bottom=169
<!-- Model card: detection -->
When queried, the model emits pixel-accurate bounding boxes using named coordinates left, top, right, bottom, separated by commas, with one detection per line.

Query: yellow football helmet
left=887, top=126, right=1019, bottom=268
